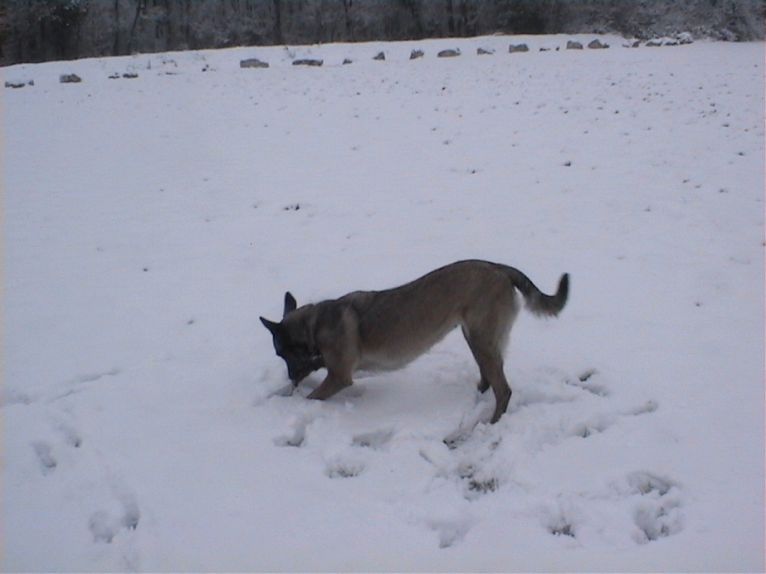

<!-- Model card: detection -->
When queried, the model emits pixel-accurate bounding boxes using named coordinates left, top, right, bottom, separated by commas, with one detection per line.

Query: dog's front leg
left=307, top=371, right=353, bottom=400
left=308, top=313, right=357, bottom=401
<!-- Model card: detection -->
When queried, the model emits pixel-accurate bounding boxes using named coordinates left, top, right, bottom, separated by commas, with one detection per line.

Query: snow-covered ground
left=3, top=35, right=764, bottom=572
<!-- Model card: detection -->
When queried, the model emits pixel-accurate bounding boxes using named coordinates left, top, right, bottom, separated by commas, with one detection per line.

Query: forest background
left=3, top=0, right=765, bottom=66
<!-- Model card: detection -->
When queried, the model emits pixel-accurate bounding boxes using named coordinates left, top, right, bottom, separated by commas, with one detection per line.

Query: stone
left=437, top=49, right=460, bottom=58
left=588, top=39, right=609, bottom=49
left=292, top=59, right=323, bottom=67
left=240, top=58, right=269, bottom=69
left=60, top=73, right=82, bottom=83
left=508, top=43, right=529, bottom=53
left=566, top=41, right=583, bottom=50
left=373, top=51, right=385, bottom=61
left=410, top=49, right=424, bottom=60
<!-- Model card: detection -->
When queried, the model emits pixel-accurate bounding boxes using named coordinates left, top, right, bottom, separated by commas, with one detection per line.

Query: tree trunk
left=112, top=0, right=120, bottom=55
left=445, top=0, right=455, bottom=35
left=342, top=0, right=353, bottom=41
left=272, top=0, right=283, bottom=44
left=127, top=0, right=145, bottom=54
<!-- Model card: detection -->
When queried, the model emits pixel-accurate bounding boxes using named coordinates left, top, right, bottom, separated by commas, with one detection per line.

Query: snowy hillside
left=3, top=35, right=764, bottom=572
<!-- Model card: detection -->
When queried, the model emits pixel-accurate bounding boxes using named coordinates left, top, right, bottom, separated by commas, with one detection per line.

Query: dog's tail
left=503, top=266, right=569, bottom=317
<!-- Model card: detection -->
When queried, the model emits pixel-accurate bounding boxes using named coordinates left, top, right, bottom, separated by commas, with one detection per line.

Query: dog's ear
left=283, top=292, right=297, bottom=317
left=260, top=316, right=280, bottom=334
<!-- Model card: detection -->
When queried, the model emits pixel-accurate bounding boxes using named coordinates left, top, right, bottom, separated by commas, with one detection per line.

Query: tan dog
left=261, top=260, right=569, bottom=423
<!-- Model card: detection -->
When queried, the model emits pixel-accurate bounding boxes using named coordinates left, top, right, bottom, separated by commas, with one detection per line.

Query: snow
left=3, top=34, right=764, bottom=572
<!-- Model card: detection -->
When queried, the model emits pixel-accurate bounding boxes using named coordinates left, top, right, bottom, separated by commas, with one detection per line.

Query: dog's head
left=260, top=292, right=324, bottom=384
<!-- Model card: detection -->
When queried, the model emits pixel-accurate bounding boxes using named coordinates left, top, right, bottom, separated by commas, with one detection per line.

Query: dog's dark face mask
left=260, top=292, right=324, bottom=384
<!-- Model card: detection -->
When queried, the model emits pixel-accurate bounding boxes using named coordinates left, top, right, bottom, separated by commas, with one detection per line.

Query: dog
left=260, top=260, right=569, bottom=423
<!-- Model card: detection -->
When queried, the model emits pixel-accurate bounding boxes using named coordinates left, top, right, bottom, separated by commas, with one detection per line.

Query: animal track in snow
left=427, top=517, right=474, bottom=549
left=266, top=383, right=296, bottom=399
left=325, top=456, right=365, bottom=479
left=622, top=472, right=683, bottom=544
left=624, top=400, right=659, bottom=416
left=570, top=415, right=613, bottom=438
left=53, top=419, right=83, bottom=448
left=443, top=408, right=491, bottom=449
left=352, top=428, right=394, bottom=450
left=565, top=368, right=609, bottom=397
left=569, top=399, right=658, bottom=439
left=32, top=441, right=57, bottom=475
left=46, top=368, right=123, bottom=403
left=1, top=388, right=34, bottom=406
left=543, top=503, right=578, bottom=539
left=273, top=419, right=308, bottom=447
left=549, top=522, right=576, bottom=538
left=71, top=368, right=122, bottom=385
left=89, top=488, right=141, bottom=544
left=89, top=506, right=140, bottom=544
left=423, top=422, right=505, bottom=504
left=535, top=472, right=683, bottom=546
left=627, top=471, right=674, bottom=496
left=29, top=418, right=84, bottom=476
left=458, top=462, right=500, bottom=500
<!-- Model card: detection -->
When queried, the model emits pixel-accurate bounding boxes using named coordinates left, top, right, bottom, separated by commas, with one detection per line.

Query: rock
left=677, top=32, right=694, bottom=45
left=588, top=39, right=609, bottom=49
left=60, top=73, right=82, bottom=83
left=646, top=40, right=663, bottom=47
left=122, top=72, right=139, bottom=79
left=292, top=59, right=323, bottom=67
left=437, top=49, right=460, bottom=58
left=342, top=58, right=353, bottom=65
left=373, top=52, right=385, bottom=61
left=5, top=81, right=29, bottom=88
left=632, top=40, right=641, bottom=48
left=508, top=43, right=529, bottom=53
left=476, top=47, right=494, bottom=55
left=410, top=49, right=424, bottom=60
left=566, top=41, right=583, bottom=50
left=240, top=58, right=269, bottom=68
left=108, top=73, right=120, bottom=79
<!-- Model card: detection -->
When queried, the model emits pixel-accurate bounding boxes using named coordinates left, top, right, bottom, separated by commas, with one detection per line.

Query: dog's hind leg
left=463, top=328, right=511, bottom=424
left=479, top=352, right=511, bottom=424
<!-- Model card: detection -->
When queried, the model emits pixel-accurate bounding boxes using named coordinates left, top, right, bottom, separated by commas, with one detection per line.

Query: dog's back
left=336, top=260, right=567, bottom=372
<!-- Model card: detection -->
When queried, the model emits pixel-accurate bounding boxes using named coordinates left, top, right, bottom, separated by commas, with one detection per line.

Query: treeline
left=2, top=0, right=764, bottom=66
